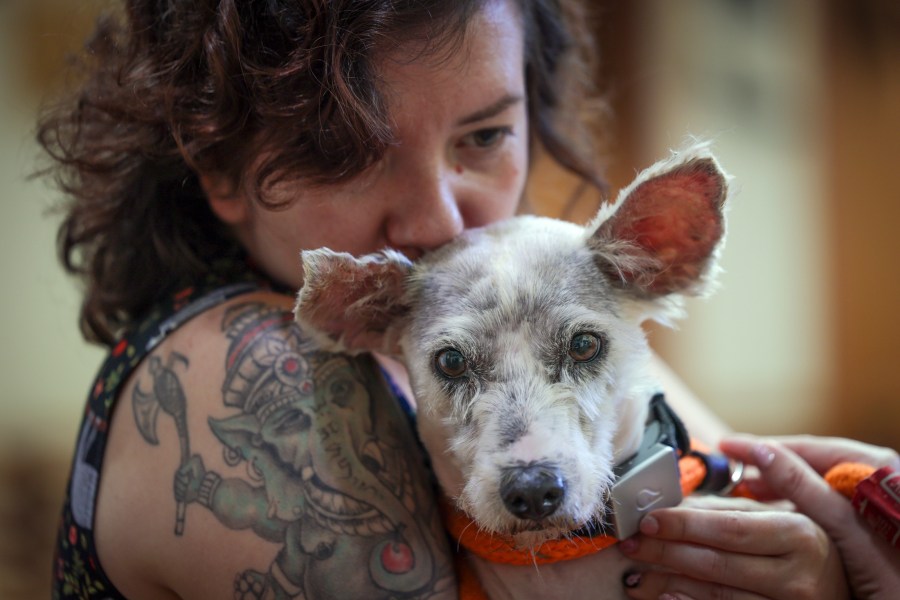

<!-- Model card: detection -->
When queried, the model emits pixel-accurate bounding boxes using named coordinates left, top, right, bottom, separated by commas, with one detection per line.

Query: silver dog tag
left=607, top=443, right=682, bottom=540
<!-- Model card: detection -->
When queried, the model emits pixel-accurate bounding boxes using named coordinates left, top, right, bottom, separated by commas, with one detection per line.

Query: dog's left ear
left=587, top=146, right=728, bottom=299
left=294, top=248, right=413, bottom=356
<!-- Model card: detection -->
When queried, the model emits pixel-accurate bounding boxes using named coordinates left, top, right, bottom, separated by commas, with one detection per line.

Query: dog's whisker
left=453, top=518, right=478, bottom=553
left=528, top=546, right=543, bottom=578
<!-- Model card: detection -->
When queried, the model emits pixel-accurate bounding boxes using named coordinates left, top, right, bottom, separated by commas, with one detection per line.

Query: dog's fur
left=294, top=145, right=729, bottom=594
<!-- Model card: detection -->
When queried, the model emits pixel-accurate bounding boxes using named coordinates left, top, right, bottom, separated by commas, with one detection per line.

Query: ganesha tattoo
left=134, top=302, right=453, bottom=599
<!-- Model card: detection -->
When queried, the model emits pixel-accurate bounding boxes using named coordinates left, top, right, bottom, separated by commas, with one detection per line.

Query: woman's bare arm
left=95, top=292, right=456, bottom=599
left=648, top=351, right=732, bottom=445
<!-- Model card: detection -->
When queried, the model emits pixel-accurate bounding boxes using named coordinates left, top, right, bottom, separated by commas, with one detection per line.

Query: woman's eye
left=568, top=333, right=602, bottom=363
left=435, top=348, right=468, bottom=378
left=459, top=126, right=512, bottom=149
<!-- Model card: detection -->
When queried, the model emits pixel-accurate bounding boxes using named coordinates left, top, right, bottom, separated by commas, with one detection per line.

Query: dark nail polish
left=622, top=570, right=642, bottom=589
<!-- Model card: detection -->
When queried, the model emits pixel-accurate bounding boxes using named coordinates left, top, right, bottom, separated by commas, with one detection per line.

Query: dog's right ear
left=586, top=145, right=728, bottom=302
left=294, top=248, right=413, bottom=356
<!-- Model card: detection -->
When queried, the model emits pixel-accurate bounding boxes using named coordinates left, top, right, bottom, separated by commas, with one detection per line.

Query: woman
left=40, top=0, right=846, bottom=598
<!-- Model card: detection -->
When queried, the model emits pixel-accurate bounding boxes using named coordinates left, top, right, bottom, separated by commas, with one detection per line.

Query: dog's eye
left=435, top=348, right=467, bottom=378
left=569, top=333, right=602, bottom=362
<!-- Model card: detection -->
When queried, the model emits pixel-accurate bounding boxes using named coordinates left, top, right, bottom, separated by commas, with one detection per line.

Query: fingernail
left=639, top=514, right=659, bottom=535
left=622, top=570, right=642, bottom=588
left=753, top=442, right=776, bottom=468
left=620, top=537, right=639, bottom=554
left=659, top=594, right=679, bottom=600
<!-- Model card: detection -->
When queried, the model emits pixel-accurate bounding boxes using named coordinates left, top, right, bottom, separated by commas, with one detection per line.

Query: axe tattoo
left=133, top=352, right=192, bottom=535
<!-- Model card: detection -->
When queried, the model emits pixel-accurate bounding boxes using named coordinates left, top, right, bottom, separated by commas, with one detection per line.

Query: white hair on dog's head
left=295, top=144, right=729, bottom=545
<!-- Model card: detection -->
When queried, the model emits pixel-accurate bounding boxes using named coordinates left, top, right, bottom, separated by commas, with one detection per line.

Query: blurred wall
left=0, top=2, right=107, bottom=454
left=824, top=0, right=900, bottom=450
left=0, top=2, right=105, bottom=597
left=638, top=0, right=833, bottom=435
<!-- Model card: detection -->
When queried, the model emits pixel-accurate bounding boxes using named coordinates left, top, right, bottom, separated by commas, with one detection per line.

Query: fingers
left=620, top=506, right=846, bottom=600
left=723, top=434, right=899, bottom=474
left=679, top=494, right=792, bottom=513
left=174, top=472, right=190, bottom=502
left=623, top=570, right=769, bottom=600
left=174, top=454, right=206, bottom=502
left=778, top=435, right=899, bottom=471
left=621, top=533, right=779, bottom=593
left=621, top=506, right=819, bottom=557
left=719, top=435, right=900, bottom=599
left=719, top=436, right=853, bottom=534
left=620, top=530, right=825, bottom=599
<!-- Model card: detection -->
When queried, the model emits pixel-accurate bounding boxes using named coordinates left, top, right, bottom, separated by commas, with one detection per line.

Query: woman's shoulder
left=94, top=290, right=456, bottom=599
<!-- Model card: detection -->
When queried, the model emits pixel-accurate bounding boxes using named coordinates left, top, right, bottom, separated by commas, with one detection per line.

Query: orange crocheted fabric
left=443, top=452, right=708, bottom=568
left=824, top=462, right=876, bottom=499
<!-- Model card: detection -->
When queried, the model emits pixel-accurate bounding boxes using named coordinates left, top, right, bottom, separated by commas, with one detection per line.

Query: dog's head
left=294, top=146, right=728, bottom=543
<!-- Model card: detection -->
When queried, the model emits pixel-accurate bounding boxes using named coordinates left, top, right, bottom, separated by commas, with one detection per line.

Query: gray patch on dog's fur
left=496, top=399, right=528, bottom=449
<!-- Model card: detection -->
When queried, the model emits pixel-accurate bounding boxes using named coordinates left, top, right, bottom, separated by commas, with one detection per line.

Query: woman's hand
left=619, top=494, right=848, bottom=600
left=719, top=434, right=900, bottom=600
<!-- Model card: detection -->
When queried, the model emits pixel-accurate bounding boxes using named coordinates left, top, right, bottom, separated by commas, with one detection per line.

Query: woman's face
left=208, top=0, right=528, bottom=288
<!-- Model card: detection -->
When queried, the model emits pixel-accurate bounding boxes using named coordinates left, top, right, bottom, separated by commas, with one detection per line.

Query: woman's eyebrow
left=456, top=94, right=524, bottom=127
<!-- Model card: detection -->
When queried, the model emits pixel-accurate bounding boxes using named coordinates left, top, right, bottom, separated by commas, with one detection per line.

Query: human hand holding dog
left=621, top=434, right=900, bottom=599
left=720, top=435, right=900, bottom=600
left=619, top=492, right=848, bottom=600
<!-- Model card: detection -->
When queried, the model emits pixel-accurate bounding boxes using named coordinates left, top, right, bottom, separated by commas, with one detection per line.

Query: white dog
left=294, top=145, right=729, bottom=598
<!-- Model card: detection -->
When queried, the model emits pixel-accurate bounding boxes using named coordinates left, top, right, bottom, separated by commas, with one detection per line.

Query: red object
left=852, top=466, right=900, bottom=548
left=112, top=339, right=128, bottom=357
left=381, top=541, right=415, bottom=574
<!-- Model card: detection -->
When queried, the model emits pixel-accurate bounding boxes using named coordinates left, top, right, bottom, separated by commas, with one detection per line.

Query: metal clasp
left=607, top=443, right=683, bottom=539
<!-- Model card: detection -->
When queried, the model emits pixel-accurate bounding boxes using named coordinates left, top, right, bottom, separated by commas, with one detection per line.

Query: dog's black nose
left=500, top=465, right=566, bottom=521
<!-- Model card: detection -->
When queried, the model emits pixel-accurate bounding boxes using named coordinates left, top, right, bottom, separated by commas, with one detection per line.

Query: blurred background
left=1, top=0, right=898, bottom=597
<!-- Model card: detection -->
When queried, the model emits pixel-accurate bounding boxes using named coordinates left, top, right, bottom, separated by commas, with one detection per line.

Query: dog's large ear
left=587, top=146, right=728, bottom=301
left=294, top=248, right=413, bottom=356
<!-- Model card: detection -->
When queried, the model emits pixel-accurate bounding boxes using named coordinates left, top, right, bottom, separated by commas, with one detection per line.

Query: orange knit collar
left=440, top=451, right=709, bottom=566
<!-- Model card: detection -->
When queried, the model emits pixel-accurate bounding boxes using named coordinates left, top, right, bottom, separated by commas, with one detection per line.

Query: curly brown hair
left=37, top=0, right=605, bottom=346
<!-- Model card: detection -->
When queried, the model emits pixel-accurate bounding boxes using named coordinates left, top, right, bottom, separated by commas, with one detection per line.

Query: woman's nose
left=384, top=165, right=464, bottom=257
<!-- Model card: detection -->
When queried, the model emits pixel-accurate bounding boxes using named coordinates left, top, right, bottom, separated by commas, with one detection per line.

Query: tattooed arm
left=95, top=293, right=456, bottom=599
